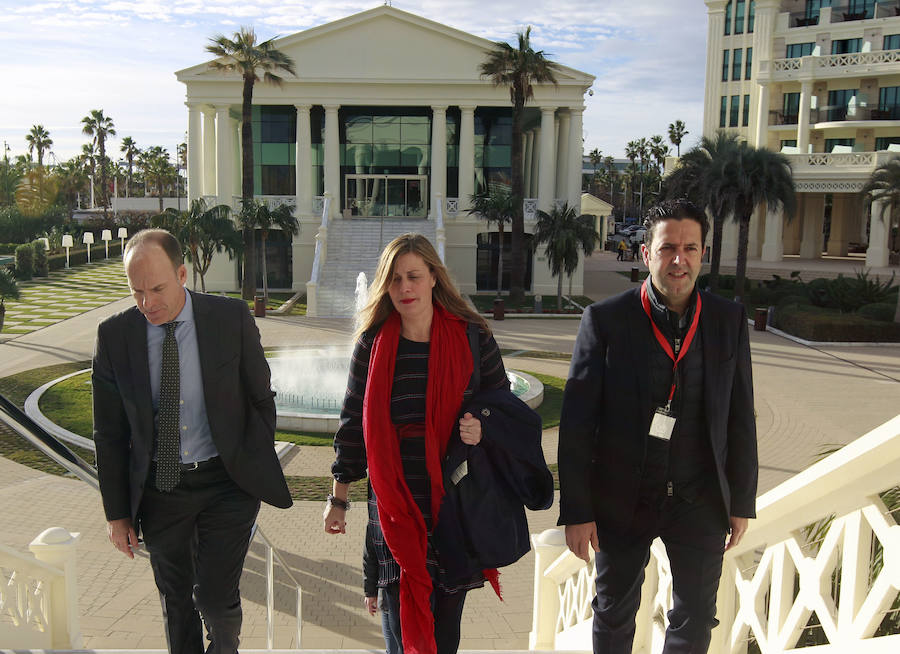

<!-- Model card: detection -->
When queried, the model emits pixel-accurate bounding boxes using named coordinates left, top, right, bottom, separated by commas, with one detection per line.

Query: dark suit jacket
left=92, top=290, right=292, bottom=525
left=557, top=286, right=757, bottom=535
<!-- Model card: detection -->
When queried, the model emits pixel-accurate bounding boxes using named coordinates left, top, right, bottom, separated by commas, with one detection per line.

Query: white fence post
left=529, top=528, right=568, bottom=650
left=28, top=527, right=82, bottom=649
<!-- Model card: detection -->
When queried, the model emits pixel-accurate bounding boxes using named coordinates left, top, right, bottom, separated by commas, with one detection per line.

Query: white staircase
left=314, top=218, right=436, bottom=318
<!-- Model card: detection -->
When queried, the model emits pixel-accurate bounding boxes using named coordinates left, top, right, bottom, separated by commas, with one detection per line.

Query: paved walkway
left=1, top=251, right=898, bottom=649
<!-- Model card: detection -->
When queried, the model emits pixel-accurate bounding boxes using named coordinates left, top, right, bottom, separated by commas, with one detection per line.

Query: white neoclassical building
left=175, top=6, right=594, bottom=315
left=703, top=0, right=900, bottom=270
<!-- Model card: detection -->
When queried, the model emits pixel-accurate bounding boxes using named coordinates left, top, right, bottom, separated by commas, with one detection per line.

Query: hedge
left=857, top=302, right=896, bottom=323
left=775, top=304, right=900, bottom=342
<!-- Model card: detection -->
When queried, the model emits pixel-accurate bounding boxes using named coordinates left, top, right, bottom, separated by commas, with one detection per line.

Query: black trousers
left=139, top=458, right=260, bottom=654
left=592, top=485, right=727, bottom=654
left=381, top=582, right=468, bottom=654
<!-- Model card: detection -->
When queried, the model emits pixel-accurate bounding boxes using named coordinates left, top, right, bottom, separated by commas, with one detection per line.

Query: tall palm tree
left=206, top=26, right=297, bottom=300
left=668, top=119, right=688, bottom=157
left=25, top=125, right=53, bottom=168
left=534, top=202, right=600, bottom=310
left=603, top=156, right=617, bottom=206
left=81, top=109, right=116, bottom=212
left=55, top=158, right=88, bottom=215
left=120, top=136, right=139, bottom=198
left=649, top=135, right=669, bottom=176
left=664, top=131, right=743, bottom=292
left=467, top=188, right=515, bottom=294
left=480, top=26, right=561, bottom=303
left=860, top=156, right=900, bottom=321
left=78, top=142, right=96, bottom=208
left=240, top=201, right=300, bottom=301
left=588, top=148, right=603, bottom=194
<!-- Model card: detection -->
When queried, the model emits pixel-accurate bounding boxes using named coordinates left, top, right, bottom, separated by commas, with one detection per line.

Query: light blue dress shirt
left=147, top=288, right=218, bottom=464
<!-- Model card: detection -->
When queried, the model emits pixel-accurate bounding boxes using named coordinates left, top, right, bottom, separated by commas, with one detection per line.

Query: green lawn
left=224, top=292, right=307, bottom=315
left=469, top=294, right=591, bottom=314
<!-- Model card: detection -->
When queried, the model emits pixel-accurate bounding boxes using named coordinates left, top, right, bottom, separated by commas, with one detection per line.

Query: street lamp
left=83, top=232, right=94, bottom=263
left=117, top=227, right=128, bottom=258
left=101, top=229, right=112, bottom=258
left=61, top=235, right=73, bottom=268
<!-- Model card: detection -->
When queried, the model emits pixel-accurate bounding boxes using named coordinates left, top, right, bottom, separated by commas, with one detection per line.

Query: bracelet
left=326, top=493, right=350, bottom=511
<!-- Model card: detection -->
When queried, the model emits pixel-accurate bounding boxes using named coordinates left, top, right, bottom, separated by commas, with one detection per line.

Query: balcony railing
left=769, top=105, right=900, bottom=127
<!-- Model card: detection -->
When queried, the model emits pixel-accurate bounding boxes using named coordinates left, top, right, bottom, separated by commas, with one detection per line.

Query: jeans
left=380, top=582, right=468, bottom=654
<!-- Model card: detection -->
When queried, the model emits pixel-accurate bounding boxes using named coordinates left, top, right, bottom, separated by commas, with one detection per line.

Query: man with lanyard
left=558, top=198, right=758, bottom=653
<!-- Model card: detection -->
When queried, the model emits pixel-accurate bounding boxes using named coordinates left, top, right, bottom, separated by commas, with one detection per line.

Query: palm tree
left=588, top=148, right=603, bottom=194
left=649, top=135, right=669, bottom=176
left=664, top=131, right=743, bottom=293
left=480, top=26, right=561, bottom=303
left=239, top=200, right=300, bottom=301
left=603, top=156, right=617, bottom=206
left=467, top=188, right=515, bottom=294
left=206, top=26, right=297, bottom=300
left=0, top=266, right=20, bottom=333
left=152, top=198, right=240, bottom=292
left=139, top=146, right=175, bottom=213
left=55, top=159, right=88, bottom=214
left=25, top=125, right=53, bottom=168
left=81, top=109, right=116, bottom=212
left=120, top=137, right=139, bottom=198
left=668, top=119, right=688, bottom=157
left=860, top=156, right=900, bottom=321
left=78, top=143, right=96, bottom=208
left=534, top=202, right=600, bottom=310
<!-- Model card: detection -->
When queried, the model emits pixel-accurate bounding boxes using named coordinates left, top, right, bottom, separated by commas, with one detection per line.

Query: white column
left=530, top=127, right=541, bottom=198
left=523, top=130, right=534, bottom=198
left=202, top=108, right=216, bottom=198
left=431, top=105, right=448, bottom=218
left=827, top=194, right=851, bottom=256
left=748, top=206, right=763, bottom=257
left=215, top=105, right=233, bottom=206
left=800, top=194, right=825, bottom=259
left=867, top=198, right=891, bottom=268
left=295, top=104, right=312, bottom=216
left=538, top=107, right=556, bottom=212
left=721, top=217, right=739, bottom=263
left=761, top=204, right=785, bottom=261
left=702, top=2, right=726, bottom=137
left=187, top=103, right=202, bottom=203
left=797, top=80, right=813, bottom=153
left=755, top=84, right=770, bottom=148
left=555, top=110, right=570, bottom=203
left=323, top=105, right=340, bottom=218
left=567, top=108, right=584, bottom=210
left=458, top=105, right=475, bottom=212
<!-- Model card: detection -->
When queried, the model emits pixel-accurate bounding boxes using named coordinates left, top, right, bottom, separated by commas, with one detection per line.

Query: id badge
left=649, top=407, right=676, bottom=441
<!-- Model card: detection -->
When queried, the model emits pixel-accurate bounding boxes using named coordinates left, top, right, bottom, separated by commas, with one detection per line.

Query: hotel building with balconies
left=703, top=0, right=900, bottom=269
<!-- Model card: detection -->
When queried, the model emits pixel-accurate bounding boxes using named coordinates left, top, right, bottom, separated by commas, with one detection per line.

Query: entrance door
left=345, top=174, right=428, bottom=217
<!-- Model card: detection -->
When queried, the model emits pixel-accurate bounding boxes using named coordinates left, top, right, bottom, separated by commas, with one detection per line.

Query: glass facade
left=825, top=138, right=855, bottom=152
left=474, top=107, right=513, bottom=194
left=746, top=47, right=753, bottom=79
left=476, top=232, right=533, bottom=291
left=827, top=88, right=858, bottom=121
left=732, top=48, right=743, bottom=81
left=885, top=34, right=900, bottom=50
left=722, top=50, right=730, bottom=82
left=720, top=96, right=728, bottom=128
left=735, top=0, right=745, bottom=34
left=786, top=43, right=815, bottom=58
left=252, top=106, right=297, bottom=196
left=743, top=95, right=750, bottom=127
left=875, top=136, right=900, bottom=150
left=748, top=0, right=755, bottom=32
left=783, top=92, right=800, bottom=124
left=730, top=95, right=740, bottom=127
left=831, top=38, right=862, bottom=55
left=725, top=1, right=732, bottom=35
left=878, top=86, right=900, bottom=119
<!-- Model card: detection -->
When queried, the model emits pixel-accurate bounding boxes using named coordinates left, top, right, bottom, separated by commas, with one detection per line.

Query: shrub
left=698, top=273, right=751, bottom=292
left=776, top=294, right=812, bottom=308
left=857, top=302, right=896, bottom=323
left=14, top=243, right=34, bottom=280
left=32, top=239, right=49, bottom=277
left=775, top=304, right=900, bottom=342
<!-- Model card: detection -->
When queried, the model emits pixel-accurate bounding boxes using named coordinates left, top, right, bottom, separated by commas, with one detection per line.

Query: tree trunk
left=157, top=181, right=164, bottom=213
left=557, top=273, right=563, bottom=311
left=709, top=214, right=725, bottom=293
left=496, top=221, right=505, bottom=295
left=508, top=97, right=526, bottom=303
left=98, top=139, right=108, bottom=217
left=0, top=302, right=5, bottom=333
left=734, top=213, right=752, bottom=305
left=261, top=232, right=269, bottom=302
left=240, top=75, right=257, bottom=300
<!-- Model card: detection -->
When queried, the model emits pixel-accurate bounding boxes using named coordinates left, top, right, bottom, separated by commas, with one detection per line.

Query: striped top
left=332, top=323, right=509, bottom=591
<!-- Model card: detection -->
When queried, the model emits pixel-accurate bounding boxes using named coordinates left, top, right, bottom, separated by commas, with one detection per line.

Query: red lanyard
left=640, top=280, right=702, bottom=405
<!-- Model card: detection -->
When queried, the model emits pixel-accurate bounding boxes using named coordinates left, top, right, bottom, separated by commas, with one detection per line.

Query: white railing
left=435, top=192, right=446, bottom=262
left=257, top=195, right=297, bottom=213
left=0, top=528, right=82, bottom=649
left=764, top=50, right=900, bottom=81
left=531, top=415, right=900, bottom=653
left=248, top=525, right=302, bottom=649
left=305, top=192, right=332, bottom=317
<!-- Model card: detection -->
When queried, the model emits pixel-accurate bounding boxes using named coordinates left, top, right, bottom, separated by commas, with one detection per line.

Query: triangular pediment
left=177, top=6, right=592, bottom=86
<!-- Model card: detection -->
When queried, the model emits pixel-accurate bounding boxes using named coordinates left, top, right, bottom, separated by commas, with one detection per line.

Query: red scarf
left=363, top=303, right=472, bottom=654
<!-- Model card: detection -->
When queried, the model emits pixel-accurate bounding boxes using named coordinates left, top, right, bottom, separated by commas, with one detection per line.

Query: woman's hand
left=458, top=412, right=482, bottom=445
left=365, top=596, right=378, bottom=615
left=323, top=504, right=347, bottom=534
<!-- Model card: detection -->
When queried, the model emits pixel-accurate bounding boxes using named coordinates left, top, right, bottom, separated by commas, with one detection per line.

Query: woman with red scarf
left=324, top=233, right=509, bottom=654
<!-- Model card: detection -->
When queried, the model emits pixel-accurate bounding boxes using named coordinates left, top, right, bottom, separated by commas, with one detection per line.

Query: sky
left=0, top=0, right=710, bottom=164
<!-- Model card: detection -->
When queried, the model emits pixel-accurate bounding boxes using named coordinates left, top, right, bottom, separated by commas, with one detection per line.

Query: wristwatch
left=326, top=493, right=350, bottom=511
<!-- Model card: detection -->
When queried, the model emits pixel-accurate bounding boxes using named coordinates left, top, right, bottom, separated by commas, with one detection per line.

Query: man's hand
left=725, top=516, right=749, bottom=551
left=565, top=522, right=599, bottom=564
left=107, top=518, right=139, bottom=559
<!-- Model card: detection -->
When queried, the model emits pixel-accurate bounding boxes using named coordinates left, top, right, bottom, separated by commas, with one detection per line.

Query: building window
left=845, top=0, right=876, bottom=20
left=720, top=96, right=728, bottom=128
left=780, top=139, right=798, bottom=150
left=732, top=48, right=743, bottom=81
left=746, top=47, right=753, bottom=79
left=825, top=138, right=855, bottom=152
left=875, top=136, right=900, bottom=150
left=474, top=107, right=513, bottom=195
left=803, top=0, right=831, bottom=25
left=878, top=86, right=900, bottom=120
left=743, top=95, right=750, bottom=127
left=476, top=232, right=533, bottom=292
left=252, top=105, right=298, bottom=196
left=832, top=38, right=862, bottom=55
left=885, top=34, right=900, bottom=50
left=786, top=42, right=815, bottom=58
left=730, top=95, right=740, bottom=127
left=735, top=0, right=745, bottom=34
left=783, top=93, right=801, bottom=124
left=827, top=88, right=858, bottom=121
left=725, top=1, right=732, bottom=36
left=748, top=0, right=755, bottom=32
left=722, top=50, right=730, bottom=82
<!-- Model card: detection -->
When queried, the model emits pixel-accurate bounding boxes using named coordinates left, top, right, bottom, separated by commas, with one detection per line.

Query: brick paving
left=0, top=250, right=898, bottom=649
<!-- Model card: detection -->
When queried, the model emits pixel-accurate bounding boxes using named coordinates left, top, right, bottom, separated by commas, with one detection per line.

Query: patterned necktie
left=155, top=321, right=181, bottom=492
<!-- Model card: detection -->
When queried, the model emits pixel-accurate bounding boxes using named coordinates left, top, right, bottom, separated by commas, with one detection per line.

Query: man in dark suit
left=558, top=199, right=757, bottom=653
left=92, top=228, right=292, bottom=654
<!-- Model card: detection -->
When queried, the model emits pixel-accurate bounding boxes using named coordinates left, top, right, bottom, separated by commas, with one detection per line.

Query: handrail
left=435, top=191, right=446, bottom=262
left=308, top=192, right=331, bottom=286
left=249, top=523, right=303, bottom=649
